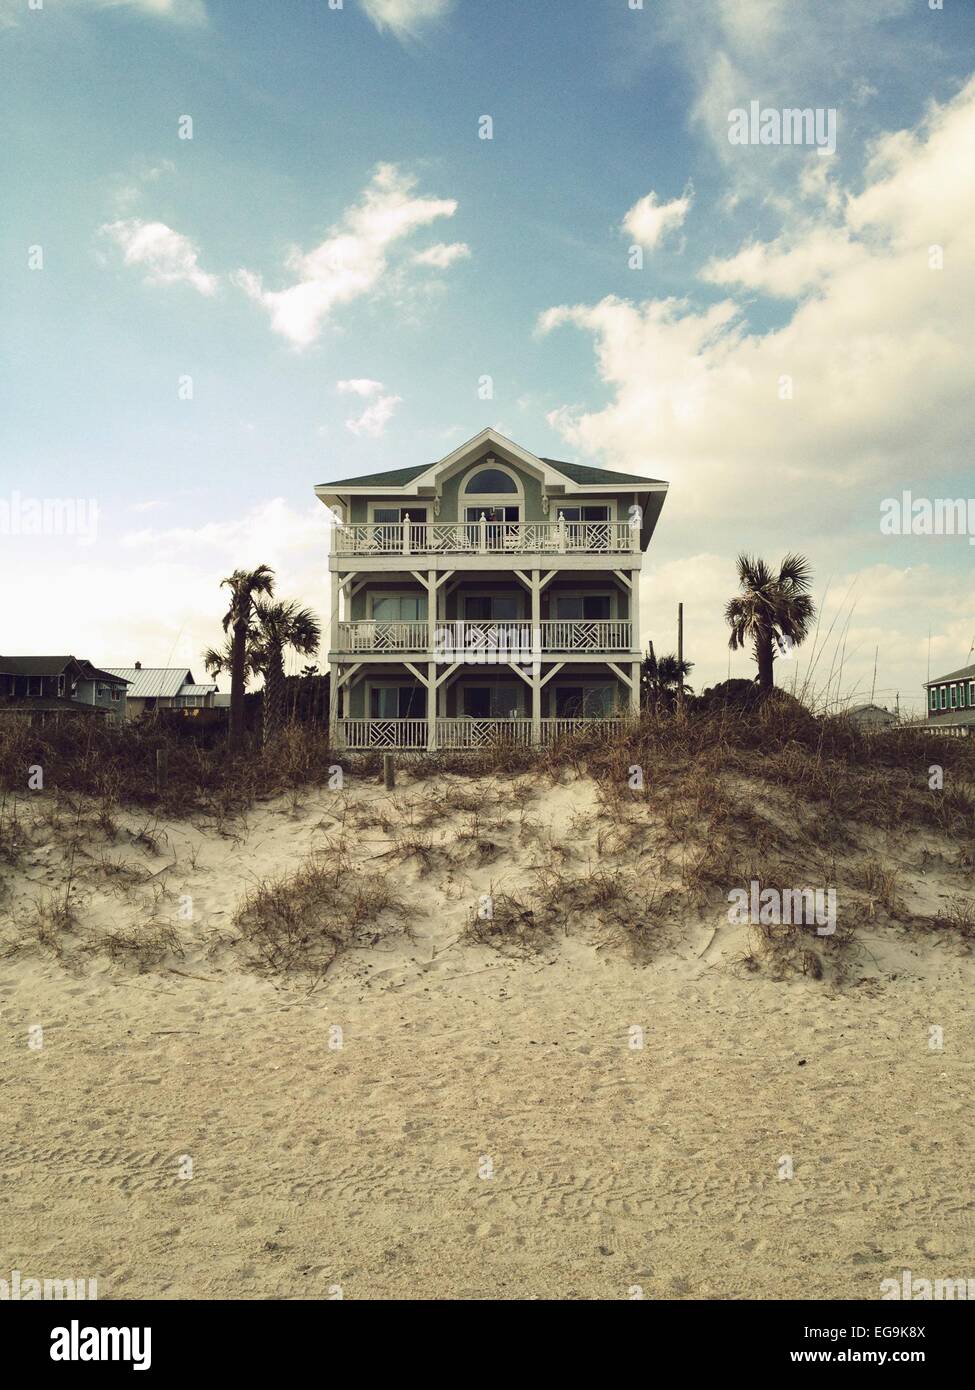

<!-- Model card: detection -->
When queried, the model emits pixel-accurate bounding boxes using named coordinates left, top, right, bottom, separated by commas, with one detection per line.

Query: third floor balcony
left=332, top=517, right=638, bottom=557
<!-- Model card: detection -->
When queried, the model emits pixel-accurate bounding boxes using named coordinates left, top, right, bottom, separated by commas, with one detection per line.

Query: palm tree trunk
left=756, top=628, right=775, bottom=691
left=229, top=619, right=248, bottom=752
left=263, top=646, right=285, bottom=744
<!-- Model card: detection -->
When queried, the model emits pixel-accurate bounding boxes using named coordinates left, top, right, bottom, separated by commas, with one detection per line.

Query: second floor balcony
left=332, top=517, right=638, bottom=557
left=334, top=618, right=635, bottom=655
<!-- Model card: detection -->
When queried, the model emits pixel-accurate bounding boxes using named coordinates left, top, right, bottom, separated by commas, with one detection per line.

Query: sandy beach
left=2, top=771, right=973, bottom=1300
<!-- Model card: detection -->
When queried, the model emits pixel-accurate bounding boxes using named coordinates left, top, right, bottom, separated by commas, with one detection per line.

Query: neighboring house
left=104, top=663, right=218, bottom=719
left=847, top=703, right=897, bottom=731
left=315, top=426, right=668, bottom=750
left=0, top=656, right=129, bottom=724
left=924, top=662, right=975, bottom=728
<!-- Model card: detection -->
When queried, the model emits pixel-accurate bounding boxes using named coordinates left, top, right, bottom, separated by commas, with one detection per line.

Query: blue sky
left=2, top=0, right=974, bottom=711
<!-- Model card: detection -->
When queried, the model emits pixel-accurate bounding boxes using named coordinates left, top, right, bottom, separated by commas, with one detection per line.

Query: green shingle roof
left=539, top=458, right=666, bottom=486
left=320, top=463, right=433, bottom=489
left=319, top=457, right=665, bottom=489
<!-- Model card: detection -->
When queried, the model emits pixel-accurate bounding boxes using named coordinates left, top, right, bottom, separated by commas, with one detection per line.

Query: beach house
left=316, top=428, right=668, bottom=749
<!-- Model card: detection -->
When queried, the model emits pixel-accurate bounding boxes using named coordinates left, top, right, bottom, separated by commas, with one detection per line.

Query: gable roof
left=317, top=428, right=667, bottom=491
left=925, top=662, right=975, bottom=686
left=0, top=655, right=81, bottom=677
left=104, top=667, right=207, bottom=699
left=0, top=656, right=129, bottom=684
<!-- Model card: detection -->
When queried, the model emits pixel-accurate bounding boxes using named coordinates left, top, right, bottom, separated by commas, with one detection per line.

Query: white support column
left=427, top=659, right=437, bottom=750
left=328, top=570, right=340, bottom=744
left=531, top=567, right=541, bottom=744
left=328, top=658, right=339, bottom=744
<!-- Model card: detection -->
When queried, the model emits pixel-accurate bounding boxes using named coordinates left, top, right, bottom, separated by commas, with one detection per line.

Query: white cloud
left=88, top=0, right=207, bottom=22
left=344, top=393, right=403, bottom=438
left=336, top=377, right=404, bottom=433
left=412, top=241, right=471, bottom=269
left=1, top=0, right=210, bottom=24
left=336, top=378, right=385, bottom=398
left=100, top=219, right=218, bottom=295
left=540, top=77, right=975, bottom=707
left=622, top=186, right=694, bottom=250
left=235, top=164, right=460, bottom=348
left=359, top=0, right=452, bottom=41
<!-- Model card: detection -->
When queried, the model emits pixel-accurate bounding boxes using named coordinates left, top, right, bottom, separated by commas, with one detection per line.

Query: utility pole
left=871, top=645, right=878, bottom=704
left=677, top=602, right=684, bottom=712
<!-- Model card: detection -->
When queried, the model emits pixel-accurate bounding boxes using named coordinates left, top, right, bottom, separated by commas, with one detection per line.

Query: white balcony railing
left=335, top=619, right=634, bottom=654
left=437, top=718, right=534, bottom=748
left=335, top=719, right=428, bottom=749
left=538, top=620, right=631, bottom=651
left=336, top=621, right=429, bottom=652
left=333, top=519, right=637, bottom=556
left=334, top=717, right=624, bottom=749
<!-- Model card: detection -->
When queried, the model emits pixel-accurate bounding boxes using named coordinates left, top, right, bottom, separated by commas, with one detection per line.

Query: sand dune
left=2, top=772, right=973, bottom=1299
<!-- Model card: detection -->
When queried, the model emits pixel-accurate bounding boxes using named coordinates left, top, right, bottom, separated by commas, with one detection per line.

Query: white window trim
left=950, top=684, right=958, bottom=708
left=969, top=681, right=975, bottom=707
left=940, top=687, right=948, bottom=709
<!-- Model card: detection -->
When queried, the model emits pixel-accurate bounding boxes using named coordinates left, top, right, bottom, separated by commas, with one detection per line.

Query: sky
left=1, top=0, right=974, bottom=712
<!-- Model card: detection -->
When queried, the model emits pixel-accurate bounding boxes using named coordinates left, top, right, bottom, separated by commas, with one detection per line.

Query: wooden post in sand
left=155, top=747, right=169, bottom=793
left=383, top=754, right=395, bottom=790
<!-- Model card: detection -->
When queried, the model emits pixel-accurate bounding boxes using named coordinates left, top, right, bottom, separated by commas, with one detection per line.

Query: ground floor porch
left=328, top=658, right=639, bottom=749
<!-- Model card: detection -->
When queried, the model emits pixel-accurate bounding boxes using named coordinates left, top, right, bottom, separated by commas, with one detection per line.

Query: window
left=463, top=686, right=523, bottom=718
left=970, top=682, right=975, bottom=707
left=940, top=687, right=948, bottom=710
left=555, top=505, right=610, bottom=522
left=111, top=686, right=121, bottom=702
left=554, top=595, right=611, bottom=620
left=555, top=685, right=616, bottom=718
left=929, top=688, right=938, bottom=712
left=464, top=595, right=520, bottom=620
left=372, top=506, right=428, bottom=524
left=465, top=468, right=517, bottom=494
left=372, top=594, right=427, bottom=621
left=950, top=685, right=958, bottom=708
left=57, top=675, right=65, bottom=697
left=464, top=505, right=520, bottom=523
left=370, top=685, right=426, bottom=719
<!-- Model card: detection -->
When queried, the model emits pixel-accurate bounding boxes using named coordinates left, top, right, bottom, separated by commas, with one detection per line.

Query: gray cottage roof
left=104, top=667, right=209, bottom=699
left=925, top=662, right=975, bottom=686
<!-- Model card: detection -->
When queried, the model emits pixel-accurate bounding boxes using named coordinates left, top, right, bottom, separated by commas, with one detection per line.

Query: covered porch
left=329, top=659, right=638, bottom=750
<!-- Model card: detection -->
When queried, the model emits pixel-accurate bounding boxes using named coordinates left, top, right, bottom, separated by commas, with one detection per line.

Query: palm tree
left=725, top=554, right=816, bottom=693
left=251, top=599, right=322, bottom=743
left=641, top=644, right=694, bottom=711
left=218, top=565, right=275, bottom=751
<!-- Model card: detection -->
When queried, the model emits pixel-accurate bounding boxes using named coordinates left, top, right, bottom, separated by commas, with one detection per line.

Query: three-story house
left=316, top=428, right=668, bottom=749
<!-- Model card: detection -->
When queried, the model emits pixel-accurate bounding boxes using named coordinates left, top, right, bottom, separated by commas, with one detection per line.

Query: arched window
left=460, top=462, right=523, bottom=532
left=464, top=467, right=517, bottom=495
